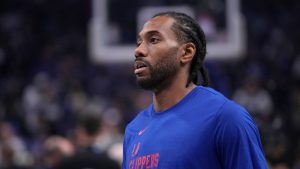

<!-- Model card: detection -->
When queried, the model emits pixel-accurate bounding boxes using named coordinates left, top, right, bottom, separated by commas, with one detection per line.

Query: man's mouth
left=134, top=60, right=148, bottom=75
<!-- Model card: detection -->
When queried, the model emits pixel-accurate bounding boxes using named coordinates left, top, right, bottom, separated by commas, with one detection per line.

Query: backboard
left=89, top=0, right=246, bottom=63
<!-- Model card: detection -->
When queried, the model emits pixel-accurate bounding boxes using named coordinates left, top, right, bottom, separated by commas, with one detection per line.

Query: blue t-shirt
left=122, top=86, right=268, bottom=169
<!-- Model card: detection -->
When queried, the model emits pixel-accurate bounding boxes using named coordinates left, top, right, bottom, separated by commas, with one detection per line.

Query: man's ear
left=180, top=43, right=196, bottom=64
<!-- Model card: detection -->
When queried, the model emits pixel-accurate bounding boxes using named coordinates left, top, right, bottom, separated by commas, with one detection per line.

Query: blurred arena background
left=0, top=0, right=299, bottom=168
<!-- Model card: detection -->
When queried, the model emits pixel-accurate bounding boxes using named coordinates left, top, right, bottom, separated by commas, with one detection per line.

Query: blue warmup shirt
left=122, top=86, right=268, bottom=169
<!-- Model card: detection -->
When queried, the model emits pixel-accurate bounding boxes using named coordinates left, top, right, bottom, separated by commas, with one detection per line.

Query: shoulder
left=197, top=86, right=260, bottom=143
left=194, top=86, right=256, bottom=127
left=216, top=99, right=255, bottom=127
left=124, top=105, right=152, bottom=134
left=212, top=100, right=267, bottom=168
left=213, top=99, right=261, bottom=147
left=194, top=86, right=228, bottom=104
left=192, top=86, right=229, bottom=111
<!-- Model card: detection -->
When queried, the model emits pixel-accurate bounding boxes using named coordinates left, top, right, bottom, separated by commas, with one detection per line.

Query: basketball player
left=122, top=11, right=268, bottom=169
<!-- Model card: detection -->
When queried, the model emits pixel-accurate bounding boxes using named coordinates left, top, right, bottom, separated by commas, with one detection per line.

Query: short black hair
left=77, top=116, right=101, bottom=136
left=153, top=11, right=209, bottom=87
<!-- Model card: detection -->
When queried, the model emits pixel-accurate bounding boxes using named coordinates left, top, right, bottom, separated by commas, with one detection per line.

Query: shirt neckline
left=150, top=86, right=200, bottom=117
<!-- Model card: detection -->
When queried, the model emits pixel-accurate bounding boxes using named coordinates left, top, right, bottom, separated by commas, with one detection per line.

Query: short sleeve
left=214, top=101, right=268, bottom=169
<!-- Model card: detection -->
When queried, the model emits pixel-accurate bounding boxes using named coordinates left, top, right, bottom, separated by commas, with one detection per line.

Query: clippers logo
left=131, top=142, right=141, bottom=157
left=129, top=141, right=160, bottom=169
left=129, top=152, right=160, bottom=169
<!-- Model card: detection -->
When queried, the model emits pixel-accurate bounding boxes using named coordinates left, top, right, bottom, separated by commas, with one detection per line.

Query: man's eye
left=136, top=40, right=142, bottom=47
left=150, top=37, right=159, bottom=44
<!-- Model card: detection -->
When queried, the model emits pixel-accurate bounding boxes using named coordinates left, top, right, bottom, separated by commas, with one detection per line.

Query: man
left=122, top=12, right=268, bottom=169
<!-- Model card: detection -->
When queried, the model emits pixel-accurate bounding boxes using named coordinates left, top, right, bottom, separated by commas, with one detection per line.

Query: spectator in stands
left=43, top=136, right=74, bottom=169
left=57, top=115, right=120, bottom=169
left=0, top=122, right=33, bottom=169
left=233, top=74, right=273, bottom=122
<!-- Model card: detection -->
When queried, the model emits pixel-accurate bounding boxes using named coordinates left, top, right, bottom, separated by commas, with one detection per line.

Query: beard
left=136, top=52, right=179, bottom=91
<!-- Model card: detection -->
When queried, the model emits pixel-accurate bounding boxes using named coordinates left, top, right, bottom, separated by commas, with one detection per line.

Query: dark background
left=0, top=0, right=299, bottom=168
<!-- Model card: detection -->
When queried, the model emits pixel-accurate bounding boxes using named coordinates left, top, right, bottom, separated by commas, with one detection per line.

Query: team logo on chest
left=131, top=142, right=141, bottom=157
left=129, top=141, right=160, bottom=168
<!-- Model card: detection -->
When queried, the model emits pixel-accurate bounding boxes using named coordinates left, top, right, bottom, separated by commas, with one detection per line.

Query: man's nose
left=134, top=43, right=147, bottom=58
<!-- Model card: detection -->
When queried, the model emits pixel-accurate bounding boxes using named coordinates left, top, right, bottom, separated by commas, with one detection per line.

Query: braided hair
left=153, top=12, right=209, bottom=87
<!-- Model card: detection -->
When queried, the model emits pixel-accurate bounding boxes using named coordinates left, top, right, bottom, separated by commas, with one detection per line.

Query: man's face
left=134, top=16, right=181, bottom=90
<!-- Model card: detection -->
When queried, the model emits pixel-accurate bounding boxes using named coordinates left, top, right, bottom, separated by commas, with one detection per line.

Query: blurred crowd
left=0, top=0, right=299, bottom=169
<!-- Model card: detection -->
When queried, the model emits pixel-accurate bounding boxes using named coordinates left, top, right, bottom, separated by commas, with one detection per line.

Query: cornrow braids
left=153, top=12, right=209, bottom=87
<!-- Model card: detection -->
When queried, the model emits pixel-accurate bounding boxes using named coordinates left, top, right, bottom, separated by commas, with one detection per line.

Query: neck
left=152, top=82, right=196, bottom=112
